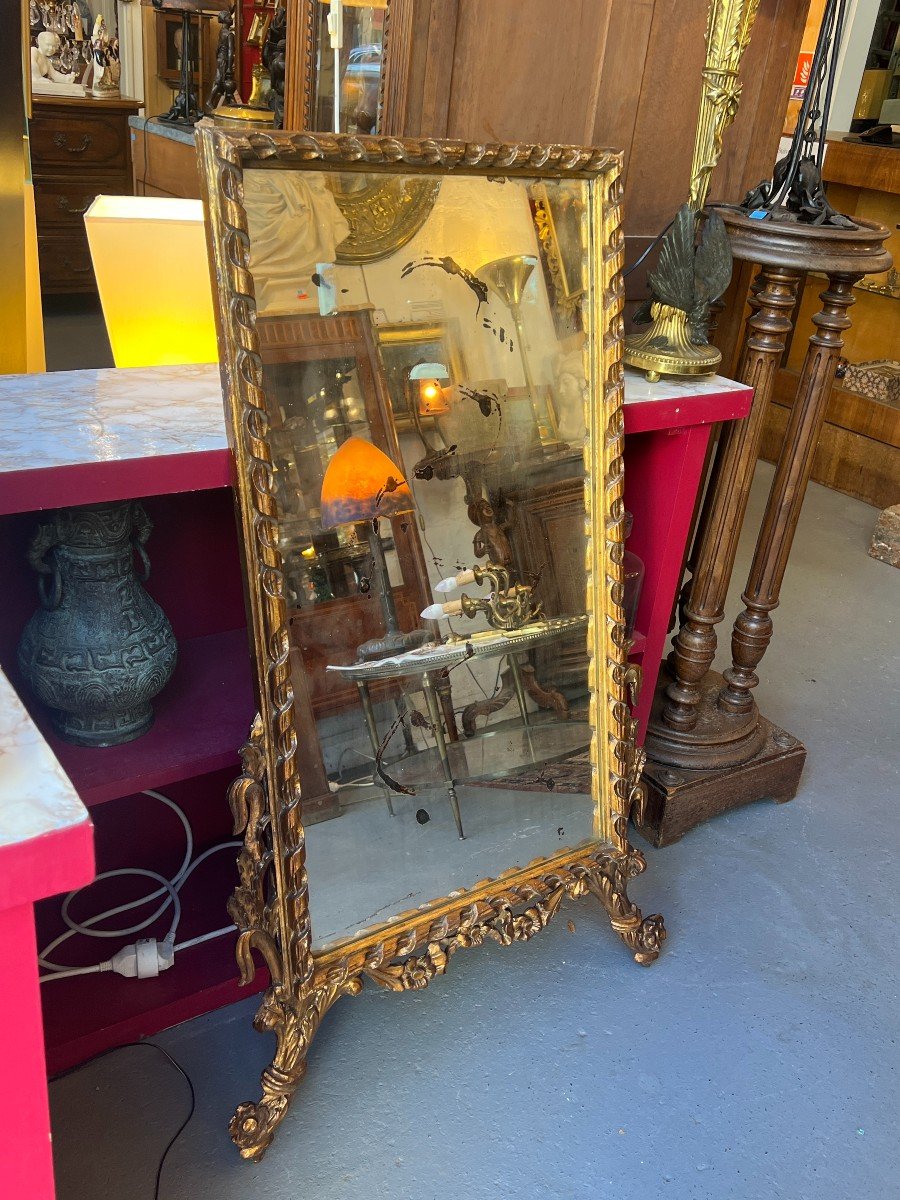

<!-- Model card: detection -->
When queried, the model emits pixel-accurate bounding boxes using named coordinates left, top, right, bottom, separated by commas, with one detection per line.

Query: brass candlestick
left=624, top=0, right=762, bottom=380
left=458, top=564, right=542, bottom=632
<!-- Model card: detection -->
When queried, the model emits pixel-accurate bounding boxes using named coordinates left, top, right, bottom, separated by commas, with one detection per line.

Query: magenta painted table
left=0, top=670, right=94, bottom=1200
left=0, top=362, right=751, bottom=1147
left=621, top=370, right=752, bottom=739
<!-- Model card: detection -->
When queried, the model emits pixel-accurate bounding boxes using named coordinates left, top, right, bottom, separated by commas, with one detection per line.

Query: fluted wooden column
left=659, top=266, right=800, bottom=733
left=719, top=272, right=859, bottom=713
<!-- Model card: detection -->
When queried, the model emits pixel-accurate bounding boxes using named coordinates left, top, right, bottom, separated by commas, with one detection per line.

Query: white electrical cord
left=39, top=789, right=240, bottom=984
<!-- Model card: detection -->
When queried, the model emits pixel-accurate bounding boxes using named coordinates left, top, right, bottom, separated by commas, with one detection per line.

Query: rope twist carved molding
left=211, top=128, right=619, bottom=176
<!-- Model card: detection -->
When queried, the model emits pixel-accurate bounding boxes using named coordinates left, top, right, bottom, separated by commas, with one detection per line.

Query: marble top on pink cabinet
left=0, top=363, right=750, bottom=515
left=0, top=669, right=93, bottom=908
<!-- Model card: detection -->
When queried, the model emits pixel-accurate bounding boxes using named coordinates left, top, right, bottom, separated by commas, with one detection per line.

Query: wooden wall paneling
left=379, top=0, right=416, bottom=136
left=402, top=0, right=459, bottom=137
left=590, top=0, right=656, bottom=174
left=617, top=0, right=709, bottom=238
left=441, top=0, right=615, bottom=145
left=760, top=393, right=900, bottom=510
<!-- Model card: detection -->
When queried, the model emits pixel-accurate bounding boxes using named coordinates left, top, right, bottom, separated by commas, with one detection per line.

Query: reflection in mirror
left=312, top=0, right=387, bottom=134
left=244, top=167, right=598, bottom=952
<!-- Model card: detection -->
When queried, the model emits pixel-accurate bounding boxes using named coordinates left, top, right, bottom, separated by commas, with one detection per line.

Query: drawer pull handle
left=57, top=196, right=93, bottom=215
left=52, top=133, right=93, bottom=154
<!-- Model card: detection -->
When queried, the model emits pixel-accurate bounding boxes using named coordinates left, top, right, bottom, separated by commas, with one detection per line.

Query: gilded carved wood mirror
left=197, top=127, right=665, bottom=1162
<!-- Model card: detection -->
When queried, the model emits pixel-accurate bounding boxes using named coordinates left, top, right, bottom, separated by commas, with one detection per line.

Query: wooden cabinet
left=30, top=95, right=141, bottom=295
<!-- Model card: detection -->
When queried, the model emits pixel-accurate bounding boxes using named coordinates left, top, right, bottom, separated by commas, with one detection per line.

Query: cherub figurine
left=31, top=30, right=77, bottom=88
left=207, top=6, right=240, bottom=111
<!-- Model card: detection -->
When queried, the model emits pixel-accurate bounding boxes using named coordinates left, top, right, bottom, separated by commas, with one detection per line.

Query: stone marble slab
left=0, top=670, right=87, bottom=851
left=0, top=363, right=749, bottom=482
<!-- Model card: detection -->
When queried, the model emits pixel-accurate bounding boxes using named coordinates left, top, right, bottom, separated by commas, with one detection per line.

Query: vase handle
left=27, top=521, right=63, bottom=610
left=132, top=502, right=153, bottom=582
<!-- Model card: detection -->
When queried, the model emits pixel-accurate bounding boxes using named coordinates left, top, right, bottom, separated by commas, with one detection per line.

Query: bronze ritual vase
left=18, top=501, right=178, bottom=747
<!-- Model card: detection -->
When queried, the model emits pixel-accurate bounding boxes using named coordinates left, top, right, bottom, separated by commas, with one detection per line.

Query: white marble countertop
left=0, top=364, right=225, bottom=477
left=622, top=369, right=750, bottom=405
left=0, top=363, right=748, bottom=478
left=0, top=668, right=88, bottom=852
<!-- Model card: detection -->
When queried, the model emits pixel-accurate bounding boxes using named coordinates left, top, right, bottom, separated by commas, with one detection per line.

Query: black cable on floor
left=52, top=1040, right=195, bottom=1200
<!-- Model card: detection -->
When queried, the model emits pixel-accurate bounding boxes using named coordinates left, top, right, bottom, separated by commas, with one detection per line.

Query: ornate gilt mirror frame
left=197, top=127, right=666, bottom=1162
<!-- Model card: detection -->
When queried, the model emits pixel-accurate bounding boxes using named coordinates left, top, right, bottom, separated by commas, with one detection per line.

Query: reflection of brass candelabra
left=459, top=564, right=541, bottom=632
left=624, top=0, right=761, bottom=379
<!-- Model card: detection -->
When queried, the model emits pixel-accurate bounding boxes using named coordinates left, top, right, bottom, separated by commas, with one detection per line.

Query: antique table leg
left=647, top=266, right=800, bottom=761
left=422, top=671, right=465, bottom=839
left=508, top=654, right=532, bottom=728
left=356, top=680, right=394, bottom=816
left=719, top=272, right=861, bottom=715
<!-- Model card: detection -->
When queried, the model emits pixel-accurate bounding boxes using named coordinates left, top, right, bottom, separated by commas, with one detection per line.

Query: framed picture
left=531, top=181, right=587, bottom=335
left=374, top=321, right=467, bottom=430
left=155, top=11, right=217, bottom=90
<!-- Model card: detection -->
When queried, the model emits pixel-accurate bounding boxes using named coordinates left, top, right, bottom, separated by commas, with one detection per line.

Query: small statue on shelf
left=207, top=6, right=241, bottom=112
left=261, top=3, right=287, bottom=129
left=83, top=14, right=120, bottom=98
left=31, top=30, right=77, bottom=89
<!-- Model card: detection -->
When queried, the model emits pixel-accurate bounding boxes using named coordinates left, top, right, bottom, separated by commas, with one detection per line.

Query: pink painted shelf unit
left=0, top=363, right=751, bottom=1093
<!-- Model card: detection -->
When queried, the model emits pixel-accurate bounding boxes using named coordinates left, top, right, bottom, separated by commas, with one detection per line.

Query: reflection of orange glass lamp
left=320, top=436, right=428, bottom=661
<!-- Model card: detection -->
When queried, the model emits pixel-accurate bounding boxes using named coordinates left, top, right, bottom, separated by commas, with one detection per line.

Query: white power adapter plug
left=110, top=938, right=175, bottom=979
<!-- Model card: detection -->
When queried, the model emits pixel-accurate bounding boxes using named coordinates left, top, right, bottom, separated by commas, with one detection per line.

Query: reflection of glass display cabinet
left=257, top=308, right=433, bottom=717
left=284, top=0, right=416, bottom=134
left=311, top=0, right=386, bottom=133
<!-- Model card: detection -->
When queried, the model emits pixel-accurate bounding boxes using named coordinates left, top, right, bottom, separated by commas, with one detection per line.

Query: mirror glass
left=312, top=0, right=387, bottom=134
left=243, top=167, right=599, bottom=951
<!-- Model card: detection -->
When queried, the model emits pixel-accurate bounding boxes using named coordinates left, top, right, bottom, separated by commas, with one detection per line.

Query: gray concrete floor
left=47, top=460, right=899, bottom=1200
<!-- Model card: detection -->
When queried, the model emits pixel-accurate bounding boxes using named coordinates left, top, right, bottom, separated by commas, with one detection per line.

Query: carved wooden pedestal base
left=643, top=212, right=890, bottom=841
left=638, top=707, right=806, bottom=846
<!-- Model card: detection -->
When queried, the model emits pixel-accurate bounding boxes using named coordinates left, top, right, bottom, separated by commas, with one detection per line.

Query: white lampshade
left=85, top=196, right=218, bottom=368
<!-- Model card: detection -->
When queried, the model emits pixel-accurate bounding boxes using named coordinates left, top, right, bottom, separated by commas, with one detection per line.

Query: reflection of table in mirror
left=328, top=617, right=590, bottom=839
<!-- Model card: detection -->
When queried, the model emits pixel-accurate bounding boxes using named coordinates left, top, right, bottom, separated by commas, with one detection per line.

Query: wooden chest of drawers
left=31, top=95, right=141, bottom=295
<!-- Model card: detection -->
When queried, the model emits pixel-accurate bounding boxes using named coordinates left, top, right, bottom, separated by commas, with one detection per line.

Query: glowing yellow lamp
left=417, top=378, right=450, bottom=416
left=84, top=196, right=218, bottom=368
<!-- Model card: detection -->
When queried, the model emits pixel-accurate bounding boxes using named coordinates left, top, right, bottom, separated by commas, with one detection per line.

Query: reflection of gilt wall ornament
left=330, top=175, right=442, bottom=264
left=624, top=0, right=761, bottom=379
left=531, top=183, right=582, bottom=323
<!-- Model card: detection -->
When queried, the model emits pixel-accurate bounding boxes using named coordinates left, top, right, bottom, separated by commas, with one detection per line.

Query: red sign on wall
left=791, top=52, right=813, bottom=100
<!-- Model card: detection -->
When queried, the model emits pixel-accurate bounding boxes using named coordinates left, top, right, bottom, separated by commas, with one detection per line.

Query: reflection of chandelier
left=37, top=1, right=75, bottom=36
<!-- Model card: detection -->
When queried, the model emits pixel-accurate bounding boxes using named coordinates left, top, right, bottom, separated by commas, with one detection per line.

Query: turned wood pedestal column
left=639, top=212, right=891, bottom=846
